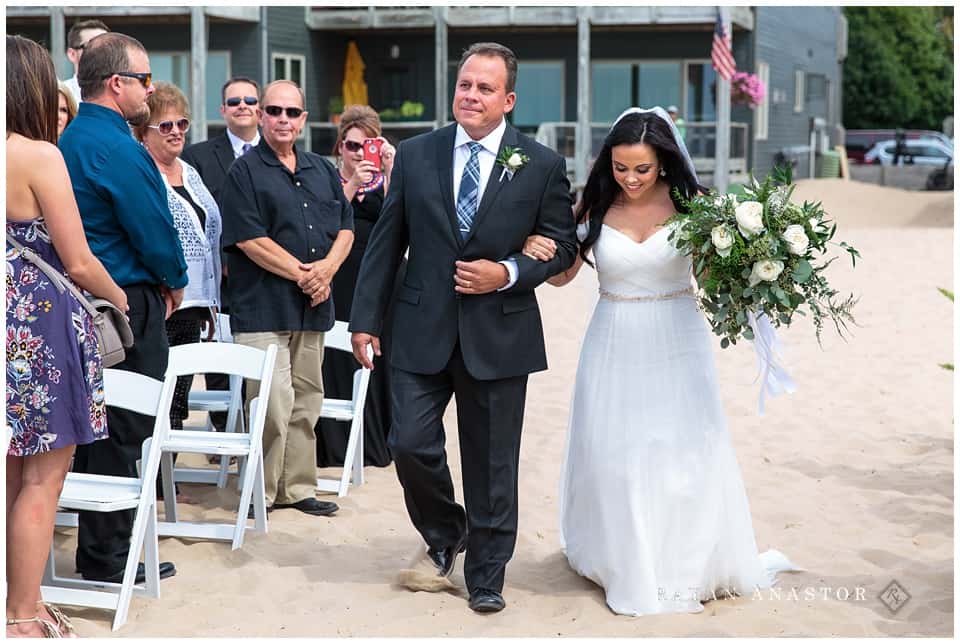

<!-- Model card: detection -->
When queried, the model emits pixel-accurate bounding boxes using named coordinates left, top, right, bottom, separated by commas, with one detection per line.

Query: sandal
left=6, top=615, right=62, bottom=638
left=38, top=602, right=78, bottom=638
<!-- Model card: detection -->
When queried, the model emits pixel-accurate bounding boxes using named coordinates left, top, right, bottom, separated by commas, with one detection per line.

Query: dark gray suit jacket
left=349, top=123, right=577, bottom=381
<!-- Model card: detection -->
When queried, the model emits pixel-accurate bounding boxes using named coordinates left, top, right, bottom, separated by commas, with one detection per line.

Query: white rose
left=711, top=225, right=735, bottom=257
left=507, top=153, right=523, bottom=169
left=748, top=259, right=785, bottom=287
left=734, top=200, right=765, bottom=238
left=808, top=217, right=827, bottom=235
left=782, top=224, right=809, bottom=256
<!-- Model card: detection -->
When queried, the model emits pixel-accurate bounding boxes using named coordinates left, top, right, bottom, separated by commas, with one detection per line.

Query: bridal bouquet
left=667, top=165, right=860, bottom=348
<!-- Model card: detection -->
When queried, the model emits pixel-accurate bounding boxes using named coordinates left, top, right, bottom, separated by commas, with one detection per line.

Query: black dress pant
left=388, top=344, right=528, bottom=595
left=74, top=285, right=169, bottom=577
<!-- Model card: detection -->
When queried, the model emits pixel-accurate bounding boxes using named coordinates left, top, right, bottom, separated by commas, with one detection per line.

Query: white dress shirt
left=63, top=75, right=81, bottom=104
left=451, top=118, right=517, bottom=290
left=226, top=128, right=260, bottom=159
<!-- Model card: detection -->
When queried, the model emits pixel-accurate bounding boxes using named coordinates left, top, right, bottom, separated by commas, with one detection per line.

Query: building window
left=636, top=61, right=682, bottom=112
left=794, top=69, right=805, bottom=113
left=754, top=61, right=769, bottom=141
left=591, top=62, right=633, bottom=122
left=512, top=61, right=564, bottom=131
left=590, top=60, right=684, bottom=123
left=272, top=52, right=306, bottom=89
left=151, top=51, right=229, bottom=120
left=685, top=61, right=718, bottom=122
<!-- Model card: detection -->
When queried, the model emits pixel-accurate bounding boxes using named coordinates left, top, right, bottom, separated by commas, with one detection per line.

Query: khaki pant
left=234, top=331, right=324, bottom=506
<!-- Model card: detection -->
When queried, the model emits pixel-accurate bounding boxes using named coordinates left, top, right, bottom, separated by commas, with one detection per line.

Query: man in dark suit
left=350, top=42, right=577, bottom=614
left=181, top=77, right=261, bottom=431
left=181, top=76, right=261, bottom=205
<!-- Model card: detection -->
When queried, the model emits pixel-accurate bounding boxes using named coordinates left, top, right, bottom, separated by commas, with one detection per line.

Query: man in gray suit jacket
left=350, top=42, right=577, bottom=614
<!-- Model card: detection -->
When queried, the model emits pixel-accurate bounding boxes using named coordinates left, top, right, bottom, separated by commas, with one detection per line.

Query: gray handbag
left=7, top=233, right=133, bottom=367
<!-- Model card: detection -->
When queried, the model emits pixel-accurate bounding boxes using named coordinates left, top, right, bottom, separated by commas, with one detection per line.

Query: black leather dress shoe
left=274, top=497, right=338, bottom=516
left=81, top=561, right=176, bottom=584
left=468, top=588, right=505, bottom=613
left=427, top=533, right=467, bottom=578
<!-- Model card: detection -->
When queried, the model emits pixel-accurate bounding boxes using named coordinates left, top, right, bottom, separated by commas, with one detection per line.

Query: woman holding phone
left=315, top=105, right=401, bottom=469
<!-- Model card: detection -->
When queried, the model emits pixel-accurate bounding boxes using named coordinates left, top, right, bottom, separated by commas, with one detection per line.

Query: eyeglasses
left=101, top=71, right=152, bottom=89
left=147, top=118, right=190, bottom=135
left=263, top=105, right=304, bottom=119
left=342, top=140, right=364, bottom=152
left=225, top=96, right=258, bottom=107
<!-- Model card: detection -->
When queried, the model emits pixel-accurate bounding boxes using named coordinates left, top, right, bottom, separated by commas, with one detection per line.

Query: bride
left=523, top=107, right=799, bottom=617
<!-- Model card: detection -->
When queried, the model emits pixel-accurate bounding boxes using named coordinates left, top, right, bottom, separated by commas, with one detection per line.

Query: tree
left=843, top=6, right=953, bottom=130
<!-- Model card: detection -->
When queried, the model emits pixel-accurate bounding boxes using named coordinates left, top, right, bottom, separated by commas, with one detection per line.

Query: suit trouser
left=234, top=330, right=324, bottom=506
left=389, top=344, right=528, bottom=595
left=75, top=285, right=168, bottom=577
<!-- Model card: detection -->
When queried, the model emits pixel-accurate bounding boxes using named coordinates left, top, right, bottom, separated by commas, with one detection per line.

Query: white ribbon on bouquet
left=746, top=311, right=796, bottom=415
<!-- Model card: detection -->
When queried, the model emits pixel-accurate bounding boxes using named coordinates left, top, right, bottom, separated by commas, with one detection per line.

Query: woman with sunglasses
left=315, top=105, right=401, bottom=469
left=134, top=81, right=221, bottom=466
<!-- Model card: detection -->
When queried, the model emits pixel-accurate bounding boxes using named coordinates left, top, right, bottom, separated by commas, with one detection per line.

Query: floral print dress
left=6, top=218, right=106, bottom=456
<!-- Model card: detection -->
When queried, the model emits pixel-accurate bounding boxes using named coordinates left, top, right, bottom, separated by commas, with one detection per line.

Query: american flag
left=711, top=11, right=736, bottom=81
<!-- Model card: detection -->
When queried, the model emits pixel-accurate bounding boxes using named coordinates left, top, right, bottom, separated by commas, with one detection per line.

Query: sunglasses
left=147, top=118, right=190, bottom=135
left=225, top=95, right=258, bottom=107
left=102, top=71, right=152, bottom=88
left=342, top=140, right=365, bottom=152
left=263, top=105, right=304, bottom=119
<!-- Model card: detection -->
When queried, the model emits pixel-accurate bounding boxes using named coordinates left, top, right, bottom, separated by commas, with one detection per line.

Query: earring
left=659, top=168, right=666, bottom=177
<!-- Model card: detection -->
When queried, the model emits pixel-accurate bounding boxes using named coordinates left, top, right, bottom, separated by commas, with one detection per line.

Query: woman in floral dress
left=6, top=35, right=127, bottom=638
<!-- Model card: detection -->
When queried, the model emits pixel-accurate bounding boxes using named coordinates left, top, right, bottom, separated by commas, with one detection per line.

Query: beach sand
left=50, top=179, right=953, bottom=637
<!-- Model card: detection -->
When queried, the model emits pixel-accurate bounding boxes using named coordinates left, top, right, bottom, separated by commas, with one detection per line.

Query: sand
left=49, top=178, right=953, bottom=637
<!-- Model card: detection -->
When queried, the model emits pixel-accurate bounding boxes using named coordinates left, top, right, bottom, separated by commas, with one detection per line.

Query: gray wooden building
left=8, top=5, right=846, bottom=186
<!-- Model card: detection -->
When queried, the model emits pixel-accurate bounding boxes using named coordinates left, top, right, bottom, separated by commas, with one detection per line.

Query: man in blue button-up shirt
left=59, top=32, right=186, bottom=584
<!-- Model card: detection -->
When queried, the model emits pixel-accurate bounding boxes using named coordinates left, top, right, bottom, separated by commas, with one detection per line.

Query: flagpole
left=714, top=6, right=732, bottom=192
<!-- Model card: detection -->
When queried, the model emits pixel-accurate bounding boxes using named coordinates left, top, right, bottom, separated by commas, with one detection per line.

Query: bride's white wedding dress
left=559, top=222, right=798, bottom=617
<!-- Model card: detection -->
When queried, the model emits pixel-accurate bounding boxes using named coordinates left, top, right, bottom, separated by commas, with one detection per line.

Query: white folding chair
left=180, top=313, right=244, bottom=488
left=158, top=342, right=277, bottom=549
left=316, top=320, right=372, bottom=497
left=42, top=369, right=175, bottom=631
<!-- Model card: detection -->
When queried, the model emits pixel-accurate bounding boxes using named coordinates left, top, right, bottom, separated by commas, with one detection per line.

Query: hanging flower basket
left=731, top=72, right=765, bottom=109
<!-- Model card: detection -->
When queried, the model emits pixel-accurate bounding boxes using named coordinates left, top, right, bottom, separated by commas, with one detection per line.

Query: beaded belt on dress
left=598, top=286, right=695, bottom=302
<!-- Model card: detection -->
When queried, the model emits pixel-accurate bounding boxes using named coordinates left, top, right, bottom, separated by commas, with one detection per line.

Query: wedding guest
left=315, top=104, right=399, bottom=469
left=57, top=81, right=77, bottom=138
left=220, top=80, right=353, bottom=518
left=134, top=81, right=221, bottom=438
left=181, top=77, right=261, bottom=206
left=181, top=77, right=261, bottom=435
left=6, top=34, right=127, bottom=638
left=59, top=32, right=185, bottom=585
left=62, top=19, right=109, bottom=103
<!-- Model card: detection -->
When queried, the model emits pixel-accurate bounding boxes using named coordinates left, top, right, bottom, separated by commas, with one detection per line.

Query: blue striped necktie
left=456, top=141, right=483, bottom=241
left=240, top=142, right=252, bottom=157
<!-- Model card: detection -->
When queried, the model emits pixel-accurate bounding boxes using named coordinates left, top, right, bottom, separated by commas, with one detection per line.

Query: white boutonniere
left=496, top=146, right=530, bottom=182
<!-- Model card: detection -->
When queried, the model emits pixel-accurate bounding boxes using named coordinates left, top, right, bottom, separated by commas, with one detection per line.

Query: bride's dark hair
left=576, top=112, right=705, bottom=266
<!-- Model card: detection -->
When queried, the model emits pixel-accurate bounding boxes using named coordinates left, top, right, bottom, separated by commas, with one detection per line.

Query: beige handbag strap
left=6, top=231, right=101, bottom=320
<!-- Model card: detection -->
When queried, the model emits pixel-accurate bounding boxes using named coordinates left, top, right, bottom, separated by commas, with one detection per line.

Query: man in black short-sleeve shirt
left=220, top=80, right=354, bottom=517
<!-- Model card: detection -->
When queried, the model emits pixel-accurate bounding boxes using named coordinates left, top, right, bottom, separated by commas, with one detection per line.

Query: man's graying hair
left=77, top=32, right=146, bottom=101
left=457, top=42, right=518, bottom=94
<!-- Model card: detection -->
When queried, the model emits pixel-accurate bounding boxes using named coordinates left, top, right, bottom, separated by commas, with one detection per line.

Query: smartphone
left=363, top=138, right=382, bottom=168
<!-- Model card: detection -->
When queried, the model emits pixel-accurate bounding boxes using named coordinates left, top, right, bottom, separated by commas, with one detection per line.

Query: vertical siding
left=266, top=7, right=320, bottom=116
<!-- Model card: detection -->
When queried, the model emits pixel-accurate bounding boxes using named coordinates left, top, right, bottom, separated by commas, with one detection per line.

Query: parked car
left=845, top=129, right=953, bottom=163
left=862, top=138, right=954, bottom=166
